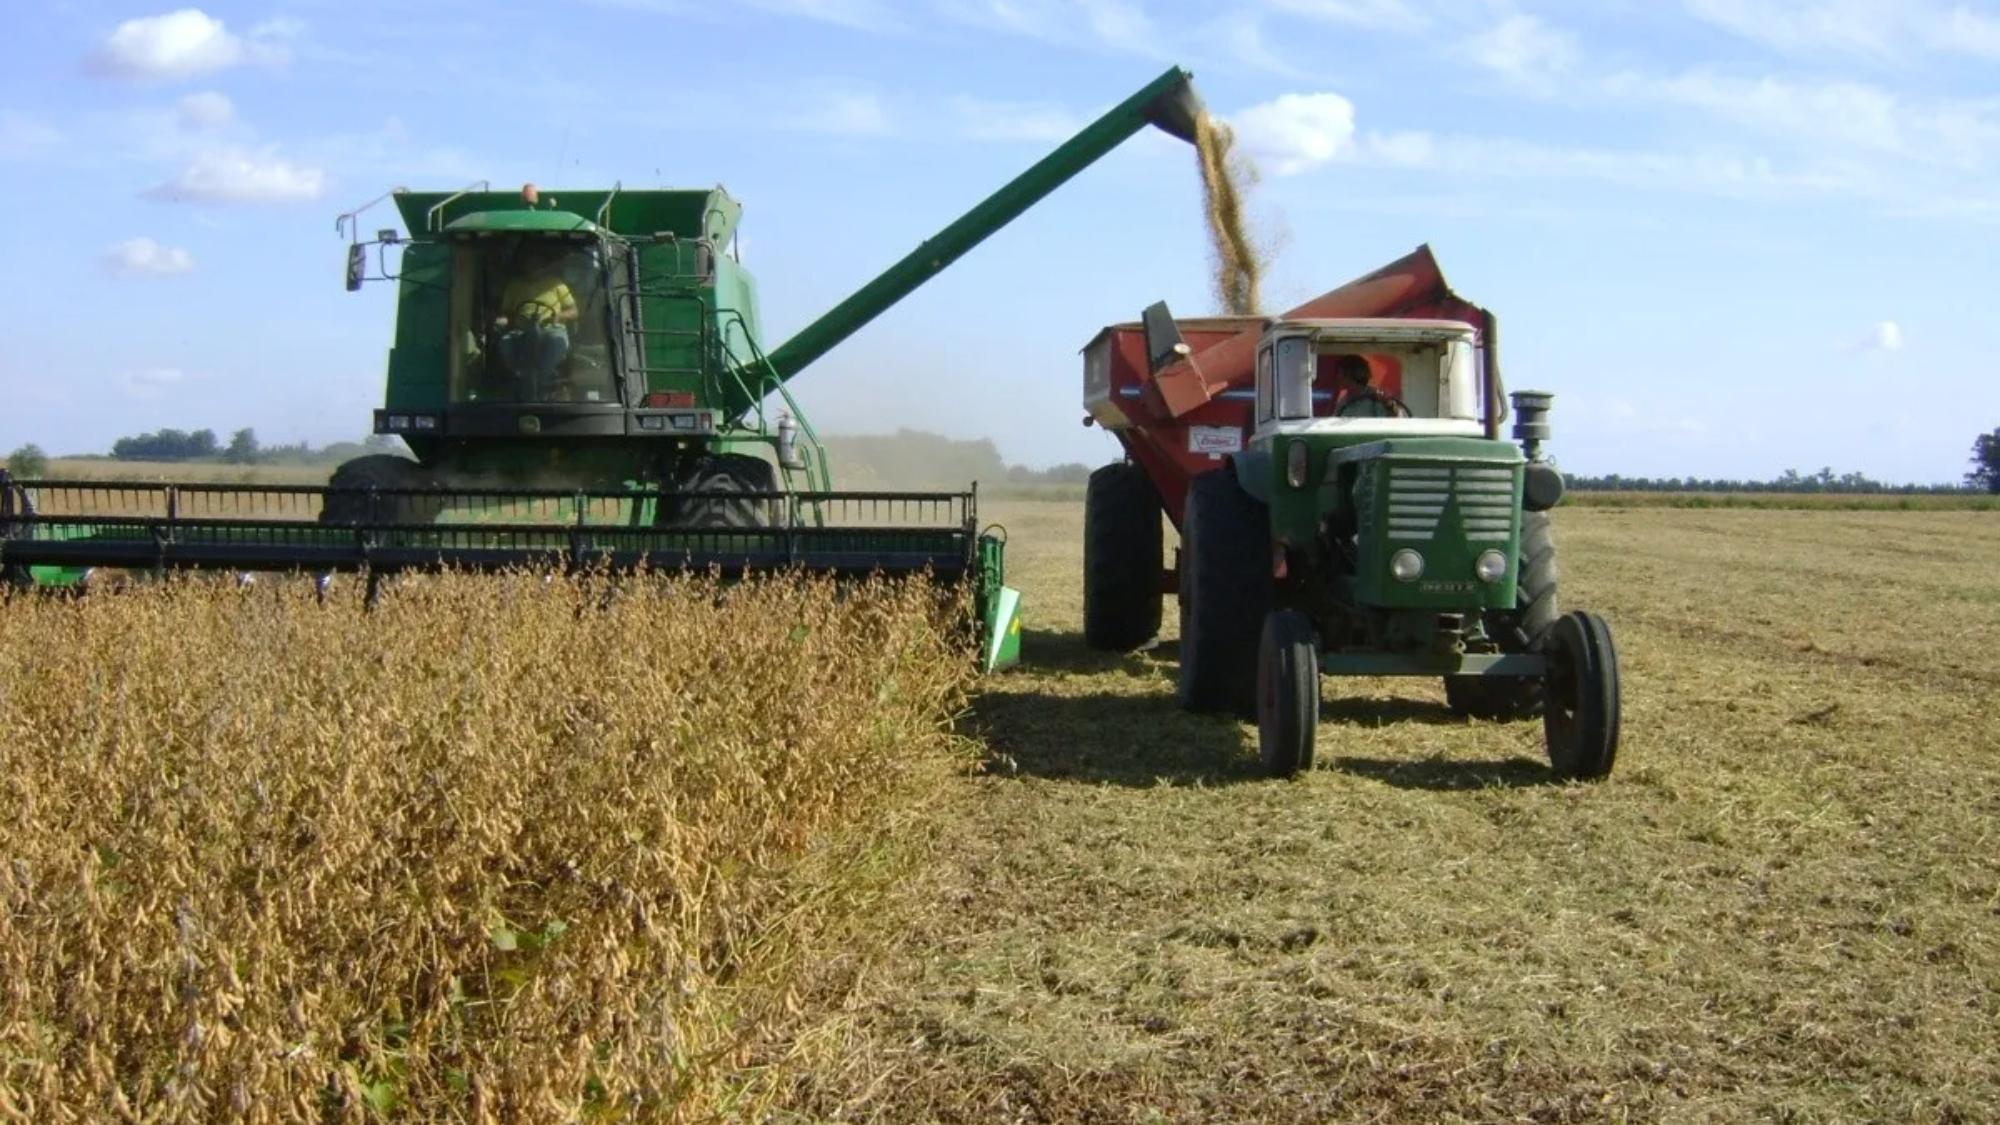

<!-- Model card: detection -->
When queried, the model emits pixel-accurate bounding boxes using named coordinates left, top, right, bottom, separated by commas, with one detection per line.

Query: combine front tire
left=1445, top=510, right=1558, bottom=719
left=1257, top=609, right=1320, bottom=778
left=666, top=454, right=778, bottom=529
left=1543, top=610, right=1620, bottom=780
left=1177, top=469, right=1269, bottom=717
left=319, top=455, right=444, bottom=526
left=1083, top=461, right=1163, bottom=652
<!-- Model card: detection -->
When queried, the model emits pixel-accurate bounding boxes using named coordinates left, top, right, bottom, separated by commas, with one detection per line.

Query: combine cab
left=3, top=66, right=1210, bottom=673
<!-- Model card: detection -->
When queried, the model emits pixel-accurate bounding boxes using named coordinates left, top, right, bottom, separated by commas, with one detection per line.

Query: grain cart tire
left=667, top=454, right=778, bottom=529
left=1543, top=610, right=1620, bottom=780
left=1257, top=609, right=1320, bottom=778
left=1445, top=510, right=1559, bottom=719
left=1177, top=469, right=1270, bottom=718
left=1083, top=461, right=1164, bottom=652
left=319, top=455, right=445, bottom=526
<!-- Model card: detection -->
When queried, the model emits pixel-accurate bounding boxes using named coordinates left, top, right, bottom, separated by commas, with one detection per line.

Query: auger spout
left=756, top=65, right=1203, bottom=385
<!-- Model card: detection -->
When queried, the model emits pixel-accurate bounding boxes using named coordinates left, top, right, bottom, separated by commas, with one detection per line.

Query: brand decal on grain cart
left=0, top=67, right=1217, bottom=672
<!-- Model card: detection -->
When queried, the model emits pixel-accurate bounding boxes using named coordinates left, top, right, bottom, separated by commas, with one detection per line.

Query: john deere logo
left=519, top=415, right=542, bottom=434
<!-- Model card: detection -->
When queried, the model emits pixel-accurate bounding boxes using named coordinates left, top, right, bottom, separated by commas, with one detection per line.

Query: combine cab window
left=450, top=237, right=622, bottom=405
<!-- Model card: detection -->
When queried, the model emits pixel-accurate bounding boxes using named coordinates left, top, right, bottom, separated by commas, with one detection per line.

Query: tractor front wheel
left=1543, top=610, right=1621, bottom=780
left=1083, top=460, right=1163, bottom=652
left=1176, top=469, right=1270, bottom=717
left=1257, top=609, right=1320, bottom=778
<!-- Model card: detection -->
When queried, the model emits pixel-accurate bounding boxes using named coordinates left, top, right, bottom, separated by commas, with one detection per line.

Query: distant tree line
left=1568, top=467, right=1973, bottom=495
left=103, top=428, right=388, bottom=466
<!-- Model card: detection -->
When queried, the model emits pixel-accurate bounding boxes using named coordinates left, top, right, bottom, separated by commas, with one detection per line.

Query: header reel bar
left=0, top=478, right=979, bottom=582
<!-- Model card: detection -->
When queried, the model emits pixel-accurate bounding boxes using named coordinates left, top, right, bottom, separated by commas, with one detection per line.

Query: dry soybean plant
left=0, top=570, right=974, bottom=1122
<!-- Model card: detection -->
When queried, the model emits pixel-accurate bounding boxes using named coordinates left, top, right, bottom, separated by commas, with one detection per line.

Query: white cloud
left=148, top=147, right=327, bottom=203
left=103, top=237, right=195, bottom=277
left=793, top=91, right=891, bottom=136
left=1230, top=92, right=1357, bottom=176
left=175, top=91, right=233, bottom=128
left=118, top=368, right=188, bottom=398
left=1683, top=0, right=2000, bottom=62
left=949, top=96, right=1086, bottom=142
left=1465, top=13, right=1578, bottom=91
left=91, top=9, right=288, bottom=80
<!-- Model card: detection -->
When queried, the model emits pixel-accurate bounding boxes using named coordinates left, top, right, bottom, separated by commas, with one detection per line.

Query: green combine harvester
left=0, top=68, right=1205, bottom=671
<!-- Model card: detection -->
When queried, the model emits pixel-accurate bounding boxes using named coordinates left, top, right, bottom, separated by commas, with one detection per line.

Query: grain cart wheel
left=1543, top=610, right=1620, bottom=780
left=1446, top=510, right=1558, bottom=719
left=667, top=454, right=778, bottom=529
left=1083, top=461, right=1164, bottom=652
left=319, top=455, right=445, bottom=526
left=1257, top=609, right=1320, bottom=778
left=1177, top=469, right=1270, bottom=718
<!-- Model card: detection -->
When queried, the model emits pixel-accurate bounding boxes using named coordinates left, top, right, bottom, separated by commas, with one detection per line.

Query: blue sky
left=1, top=0, right=1995, bottom=483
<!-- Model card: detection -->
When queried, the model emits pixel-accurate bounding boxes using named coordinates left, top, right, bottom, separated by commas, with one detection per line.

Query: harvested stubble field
left=4, top=503, right=1998, bottom=1123
left=787, top=502, right=2000, bottom=1123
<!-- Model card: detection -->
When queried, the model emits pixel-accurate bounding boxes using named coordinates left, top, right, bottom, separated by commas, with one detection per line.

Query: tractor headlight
left=1475, top=549, right=1508, bottom=583
left=1285, top=441, right=1309, bottom=488
left=1390, top=548, right=1425, bottom=582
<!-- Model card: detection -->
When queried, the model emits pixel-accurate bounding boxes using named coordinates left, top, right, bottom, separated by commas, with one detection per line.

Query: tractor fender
left=1228, top=449, right=1275, bottom=507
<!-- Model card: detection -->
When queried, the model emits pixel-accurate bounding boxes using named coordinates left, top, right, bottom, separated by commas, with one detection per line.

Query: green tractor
left=2, top=66, right=1206, bottom=674
left=1213, top=318, right=1619, bottom=778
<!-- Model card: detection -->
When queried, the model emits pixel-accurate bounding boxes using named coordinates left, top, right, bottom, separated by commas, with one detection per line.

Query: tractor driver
left=494, top=246, right=580, bottom=399
left=1330, top=354, right=1409, bottom=419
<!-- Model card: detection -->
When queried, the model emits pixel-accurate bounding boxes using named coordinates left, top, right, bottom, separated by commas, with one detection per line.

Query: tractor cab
left=1249, top=318, right=1484, bottom=448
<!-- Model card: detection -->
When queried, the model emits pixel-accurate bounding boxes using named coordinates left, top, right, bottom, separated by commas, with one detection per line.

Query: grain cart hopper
left=1081, top=247, right=1621, bottom=775
left=1, top=67, right=1208, bottom=671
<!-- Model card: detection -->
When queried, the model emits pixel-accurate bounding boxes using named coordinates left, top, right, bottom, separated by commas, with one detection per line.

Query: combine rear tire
left=318, top=455, right=444, bottom=526
left=1543, top=610, right=1620, bottom=780
left=1177, top=469, right=1269, bottom=717
left=665, top=454, right=778, bottom=529
left=1257, top=609, right=1320, bottom=778
left=1083, top=460, right=1163, bottom=652
left=1445, top=510, right=1558, bottom=719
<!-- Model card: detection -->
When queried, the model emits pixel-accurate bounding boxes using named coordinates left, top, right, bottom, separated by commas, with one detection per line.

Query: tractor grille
left=1384, top=464, right=1517, bottom=542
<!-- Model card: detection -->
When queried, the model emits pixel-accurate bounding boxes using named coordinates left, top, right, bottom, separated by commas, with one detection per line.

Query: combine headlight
left=1285, top=441, right=1310, bottom=488
left=411, top=414, right=439, bottom=432
left=1475, top=549, right=1508, bottom=583
left=1390, top=548, right=1425, bottom=582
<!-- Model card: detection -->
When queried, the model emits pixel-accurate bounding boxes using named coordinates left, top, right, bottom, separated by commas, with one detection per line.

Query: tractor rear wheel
left=665, top=454, right=778, bottom=529
left=1543, top=610, right=1620, bottom=780
left=1083, top=460, right=1164, bottom=652
left=1257, top=609, right=1320, bottom=778
left=319, top=455, right=444, bottom=526
left=1445, top=510, right=1558, bottom=719
left=1177, top=468, right=1269, bottom=717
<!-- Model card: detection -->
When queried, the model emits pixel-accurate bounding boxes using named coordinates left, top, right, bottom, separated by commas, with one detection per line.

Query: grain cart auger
left=1081, top=247, right=1621, bottom=776
left=0, top=67, right=1208, bottom=671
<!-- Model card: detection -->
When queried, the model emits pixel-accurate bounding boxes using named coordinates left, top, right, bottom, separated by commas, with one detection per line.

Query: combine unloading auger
left=1, top=67, right=1208, bottom=671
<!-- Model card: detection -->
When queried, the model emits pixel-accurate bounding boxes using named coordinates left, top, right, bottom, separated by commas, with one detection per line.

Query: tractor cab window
left=450, top=236, right=622, bottom=406
left=1309, top=337, right=1478, bottom=421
